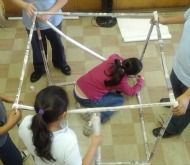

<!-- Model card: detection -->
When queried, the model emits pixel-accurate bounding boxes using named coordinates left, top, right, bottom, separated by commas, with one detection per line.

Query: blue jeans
left=74, top=91, right=124, bottom=123
left=166, top=70, right=190, bottom=134
left=0, top=135, right=22, bottom=165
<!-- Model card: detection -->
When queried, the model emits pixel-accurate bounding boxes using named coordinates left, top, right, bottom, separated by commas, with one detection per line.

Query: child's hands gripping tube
left=12, top=103, right=19, bottom=113
left=172, top=92, right=190, bottom=116
left=169, top=93, right=179, bottom=108
left=172, top=101, right=179, bottom=108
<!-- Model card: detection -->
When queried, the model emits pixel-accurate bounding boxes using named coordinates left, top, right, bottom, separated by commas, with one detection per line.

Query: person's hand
left=37, top=15, right=51, bottom=22
left=25, top=2, right=37, bottom=17
left=172, top=93, right=190, bottom=116
left=6, top=109, right=22, bottom=129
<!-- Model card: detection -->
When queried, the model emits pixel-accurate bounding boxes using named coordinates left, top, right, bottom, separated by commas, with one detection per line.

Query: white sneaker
left=83, top=121, right=93, bottom=137
left=81, top=113, right=92, bottom=122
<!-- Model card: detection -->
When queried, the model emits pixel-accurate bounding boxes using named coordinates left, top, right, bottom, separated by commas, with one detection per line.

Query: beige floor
left=0, top=10, right=190, bottom=165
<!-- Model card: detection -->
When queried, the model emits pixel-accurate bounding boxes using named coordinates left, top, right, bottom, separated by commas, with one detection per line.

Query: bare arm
left=0, top=95, right=22, bottom=104
left=82, top=135, right=102, bottom=165
left=0, top=109, right=22, bottom=135
left=0, top=95, right=14, bottom=103
left=11, top=0, right=37, bottom=16
left=30, top=0, right=68, bottom=22
left=38, top=0, right=68, bottom=22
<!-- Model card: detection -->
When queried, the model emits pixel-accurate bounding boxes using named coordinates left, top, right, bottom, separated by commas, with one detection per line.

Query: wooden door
left=153, top=0, right=190, bottom=8
left=77, top=0, right=101, bottom=11
left=115, top=0, right=154, bottom=10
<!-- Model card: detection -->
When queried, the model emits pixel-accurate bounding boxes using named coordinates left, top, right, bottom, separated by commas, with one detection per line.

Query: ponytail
left=31, top=86, right=68, bottom=162
left=104, top=59, right=125, bottom=86
left=31, top=114, right=55, bottom=162
left=104, top=57, right=143, bottom=87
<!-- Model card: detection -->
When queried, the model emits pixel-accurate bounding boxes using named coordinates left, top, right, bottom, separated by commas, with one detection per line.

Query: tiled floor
left=1, top=10, right=190, bottom=165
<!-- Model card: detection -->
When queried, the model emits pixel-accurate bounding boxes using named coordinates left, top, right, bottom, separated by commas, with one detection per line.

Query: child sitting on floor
left=74, top=53, right=145, bottom=126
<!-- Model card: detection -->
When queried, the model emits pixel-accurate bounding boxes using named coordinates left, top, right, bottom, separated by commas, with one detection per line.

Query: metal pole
left=100, top=161, right=150, bottom=165
left=139, top=16, right=154, bottom=61
left=147, top=11, right=178, bottom=162
left=13, top=14, right=37, bottom=110
left=36, top=22, right=53, bottom=85
left=13, top=101, right=174, bottom=112
left=37, top=11, right=154, bottom=18
left=46, top=21, right=106, bottom=61
left=136, top=94, right=150, bottom=160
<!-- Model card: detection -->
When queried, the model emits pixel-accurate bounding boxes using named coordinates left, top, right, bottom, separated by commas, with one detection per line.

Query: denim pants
left=27, top=23, right=67, bottom=73
left=0, top=135, right=22, bottom=165
left=74, top=91, right=124, bottom=123
left=166, top=69, right=190, bottom=134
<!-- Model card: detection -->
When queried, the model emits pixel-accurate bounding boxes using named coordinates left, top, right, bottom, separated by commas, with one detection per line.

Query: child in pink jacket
left=74, top=54, right=144, bottom=123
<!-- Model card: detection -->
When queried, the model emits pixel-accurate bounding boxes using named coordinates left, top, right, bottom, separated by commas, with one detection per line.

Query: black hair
left=30, top=86, right=69, bottom=162
left=104, top=57, right=143, bottom=87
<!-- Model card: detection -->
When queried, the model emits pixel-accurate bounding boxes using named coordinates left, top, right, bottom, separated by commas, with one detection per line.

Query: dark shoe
left=152, top=127, right=177, bottom=138
left=61, top=65, right=71, bottom=75
left=160, top=98, right=170, bottom=108
left=30, top=71, right=45, bottom=82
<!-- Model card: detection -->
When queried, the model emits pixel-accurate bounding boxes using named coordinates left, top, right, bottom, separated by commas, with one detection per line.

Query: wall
left=3, top=0, right=190, bottom=17
left=115, top=0, right=190, bottom=10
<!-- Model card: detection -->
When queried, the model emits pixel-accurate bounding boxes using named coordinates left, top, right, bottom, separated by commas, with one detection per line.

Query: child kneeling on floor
left=74, top=53, right=145, bottom=126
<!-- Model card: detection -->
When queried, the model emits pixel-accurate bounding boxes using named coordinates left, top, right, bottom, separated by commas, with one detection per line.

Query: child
left=18, top=86, right=102, bottom=165
left=0, top=95, right=23, bottom=165
left=12, top=0, right=71, bottom=82
left=74, top=53, right=145, bottom=124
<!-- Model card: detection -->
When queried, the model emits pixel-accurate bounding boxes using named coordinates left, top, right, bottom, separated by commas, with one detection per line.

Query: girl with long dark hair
left=19, top=86, right=101, bottom=165
left=74, top=53, right=144, bottom=124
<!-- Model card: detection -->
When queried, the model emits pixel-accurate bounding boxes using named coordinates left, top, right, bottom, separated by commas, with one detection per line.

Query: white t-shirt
left=18, top=115, right=82, bottom=165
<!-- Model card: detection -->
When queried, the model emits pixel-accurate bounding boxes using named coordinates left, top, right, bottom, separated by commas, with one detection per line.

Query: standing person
left=12, top=0, right=71, bottom=82
left=74, top=53, right=145, bottom=124
left=0, top=95, right=23, bottom=165
left=152, top=9, right=190, bottom=138
left=18, top=86, right=102, bottom=165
